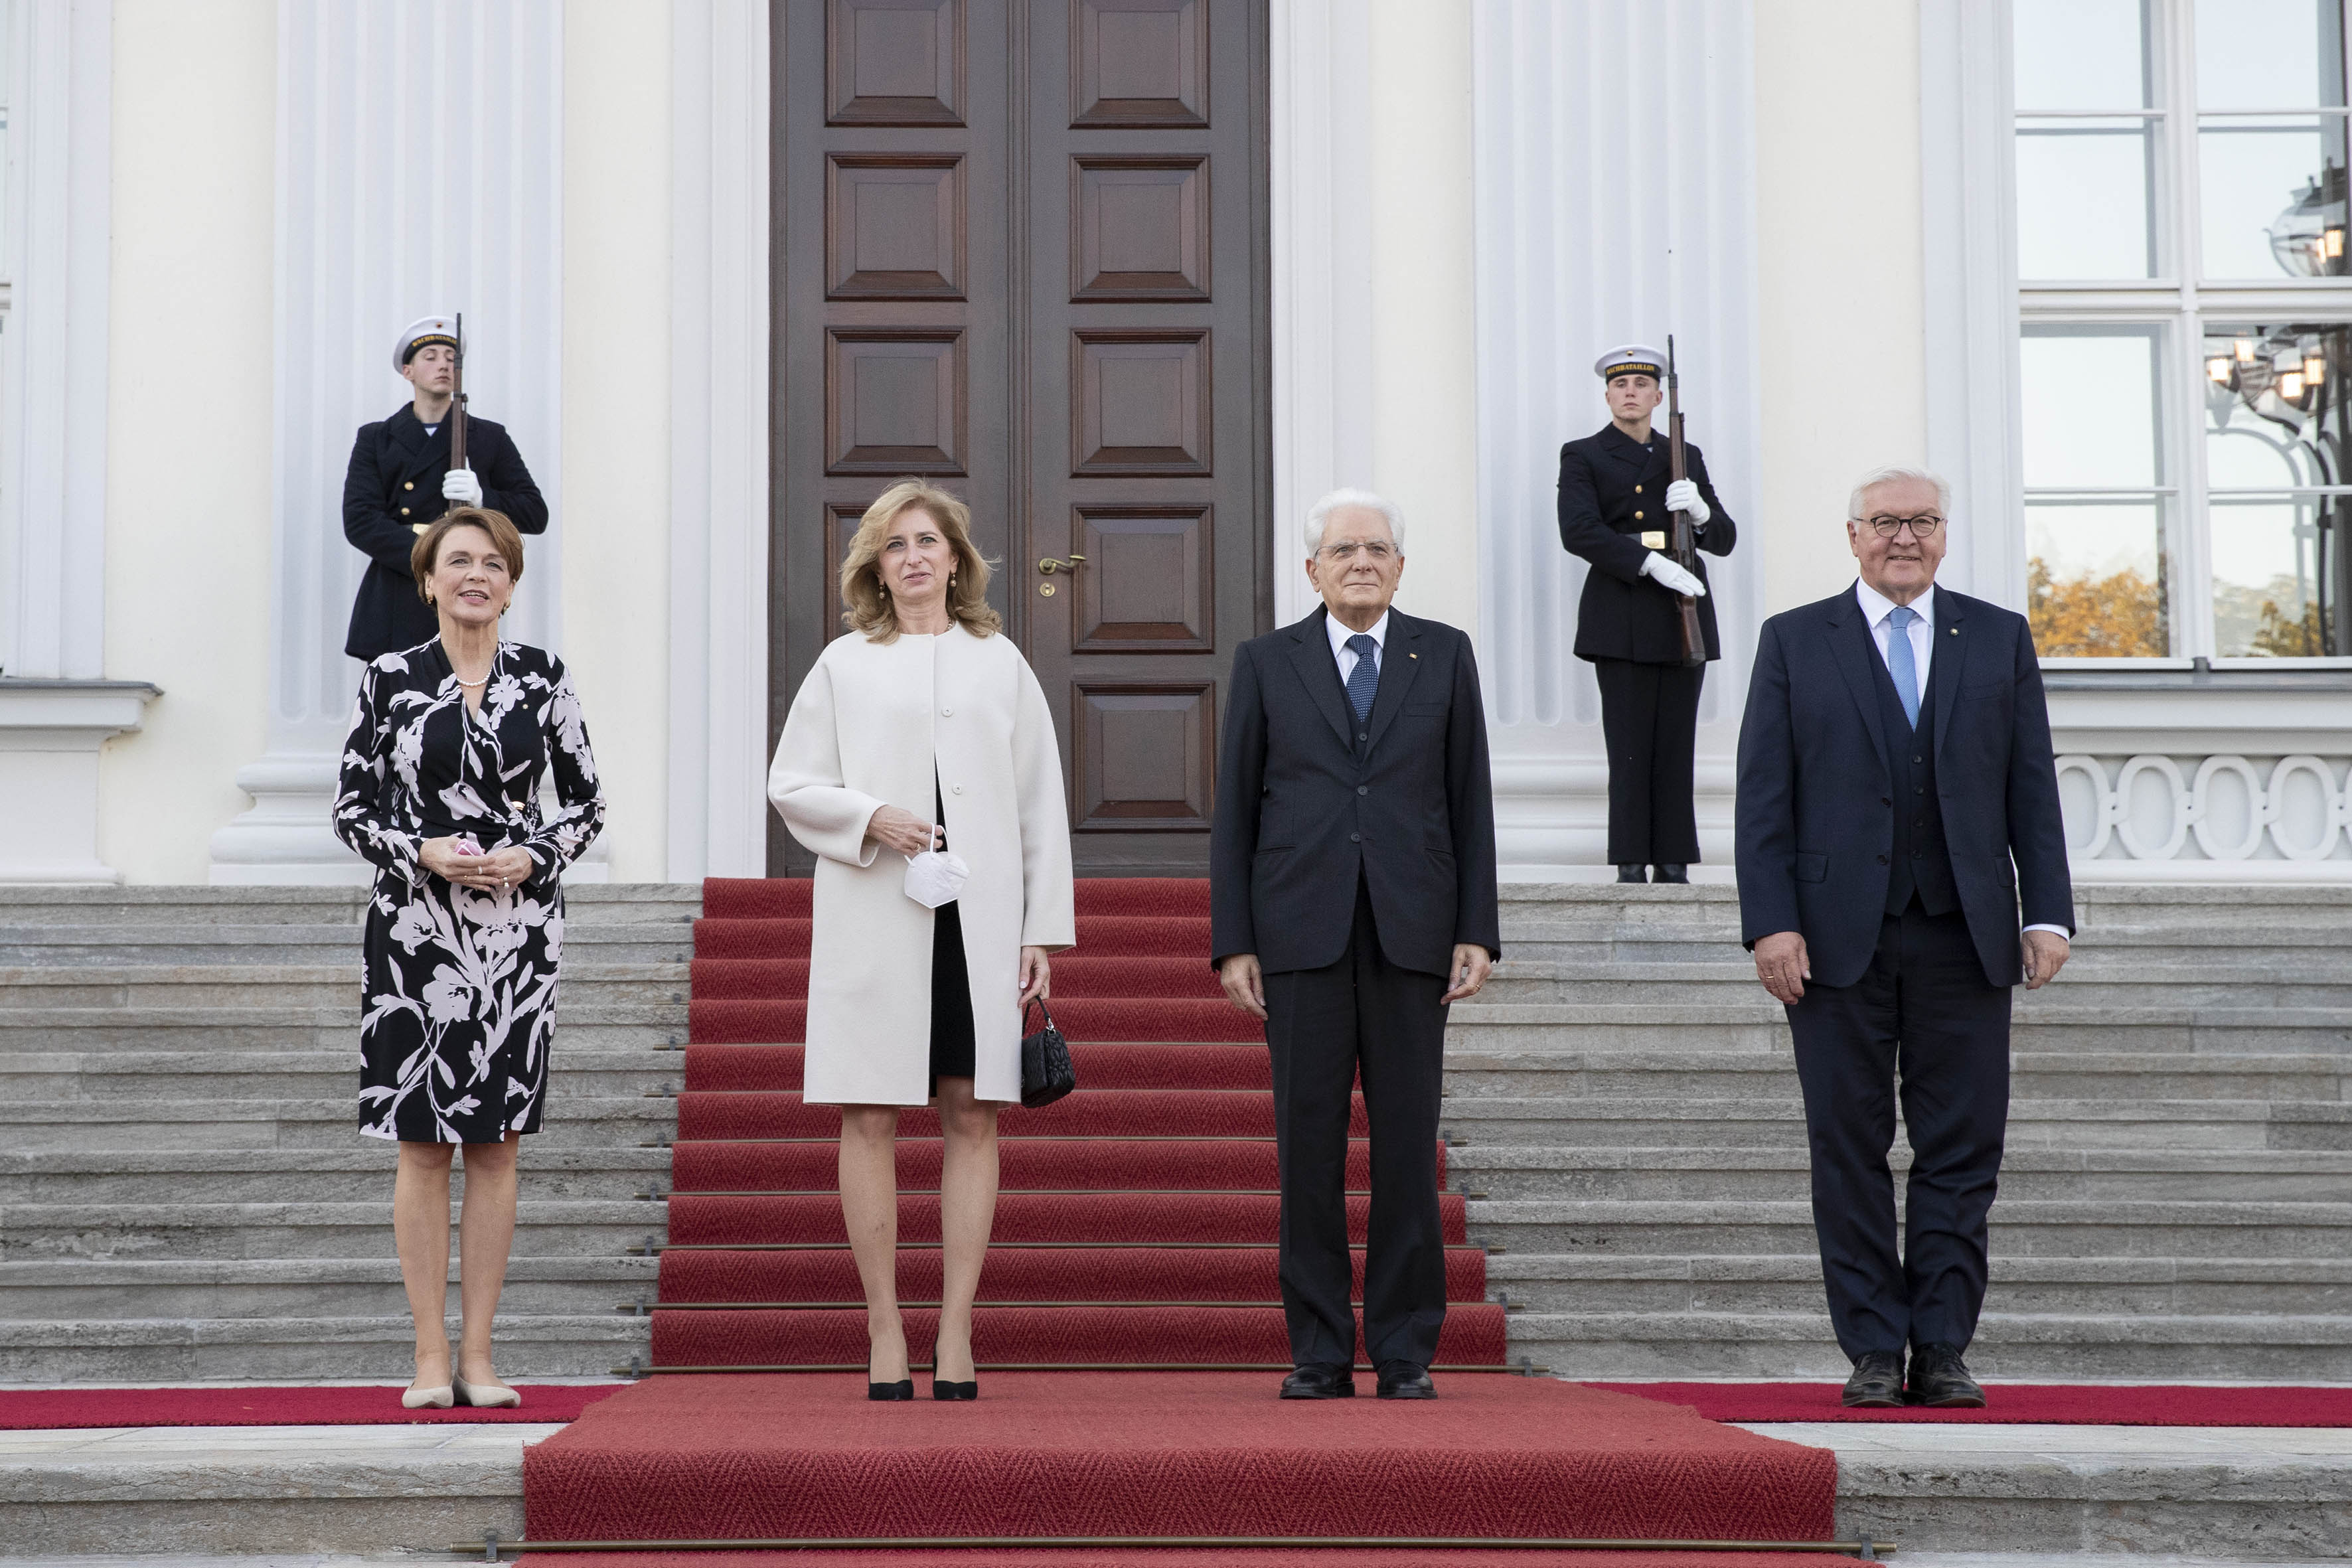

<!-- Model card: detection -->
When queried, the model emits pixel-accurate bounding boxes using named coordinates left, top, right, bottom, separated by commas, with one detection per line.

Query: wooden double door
left=769, top=0, right=1273, bottom=876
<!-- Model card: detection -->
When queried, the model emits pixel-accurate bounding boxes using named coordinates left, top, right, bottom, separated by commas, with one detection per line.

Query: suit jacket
left=1734, top=582, right=2075, bottom=990
left=1557, top=424, right=1737, bottom=663
left=343, top=404, right=548, bottom=661
left=1210, top=606, right=1502, bottom=978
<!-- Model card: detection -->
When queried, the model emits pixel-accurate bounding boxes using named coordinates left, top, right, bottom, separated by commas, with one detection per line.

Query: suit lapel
left=1825, top=590, right=1892, bottom=777
left=1362, top=614, right=1424, bottom=753
left=392, top=408, right=452, bottom=485
left=1930, top=589, right=1967, bottom=761
left=1285, top=609, right=1356, bottom=751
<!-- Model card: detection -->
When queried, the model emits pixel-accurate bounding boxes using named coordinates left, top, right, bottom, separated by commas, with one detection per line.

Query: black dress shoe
left=1375, top=1362, right=1436, bottom=1399
left=932, top=1377, right=978, bottom=1401
left=867, top=1377, right=915, bottom=1401
left=1907, top=1342, right=1986, bottom=1408
left=1652, top=864, right=1690, bottom=884
left=1616, top=864, right=1649, bottom=884
left=1841, top=1350, right=1905, bottom=1407
left=1279, top=1364, right=1356, bottom=1399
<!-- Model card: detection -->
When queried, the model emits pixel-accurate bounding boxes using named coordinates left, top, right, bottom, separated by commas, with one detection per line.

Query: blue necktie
left=1886, top=605, right=1921, bottom=729
left=1344, top=633, right=1379, bottom=725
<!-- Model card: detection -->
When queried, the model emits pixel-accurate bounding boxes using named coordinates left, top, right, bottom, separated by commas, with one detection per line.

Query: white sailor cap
left=1594, top=344, right=1667, bottom=382
left=394, top=315, right=463, bottom=371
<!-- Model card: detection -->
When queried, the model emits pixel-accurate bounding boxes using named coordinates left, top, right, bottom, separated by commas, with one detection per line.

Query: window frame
left=2017, top=0, right=2352, bottom=666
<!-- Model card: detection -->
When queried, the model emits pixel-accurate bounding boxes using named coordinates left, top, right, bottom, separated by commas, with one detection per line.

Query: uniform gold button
left=404, top=482, right=414, bottom=491
left=1634, top=510, right=1645, bottom=520
left=1634, top=485, right=1643, bottom=493
left=400, top=507, right=411, bottom=515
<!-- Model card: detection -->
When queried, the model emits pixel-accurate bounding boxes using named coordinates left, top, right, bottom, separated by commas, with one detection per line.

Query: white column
left=1470, top=0, right=1764, bottom=878
left=665, top=0, right=769, bottom=882
left=1269, top=0, right=1375, bottom=630
left=0, top=0, right=111, bottom=680
left=210, top=0, right=567, bottom=883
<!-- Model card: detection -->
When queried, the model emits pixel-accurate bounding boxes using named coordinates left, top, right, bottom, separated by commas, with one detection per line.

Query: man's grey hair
left=1304, top=488, right=1406, bottom=555
left=1847, top=465, right=1952, bottom=520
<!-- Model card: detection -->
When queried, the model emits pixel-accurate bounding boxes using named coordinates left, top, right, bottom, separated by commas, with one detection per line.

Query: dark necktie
left=1345, top=633, right=1379, bottom=724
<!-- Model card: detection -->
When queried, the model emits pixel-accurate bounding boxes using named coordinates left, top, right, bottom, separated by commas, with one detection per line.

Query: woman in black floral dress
left=333, top=507, right=603, bottom=1409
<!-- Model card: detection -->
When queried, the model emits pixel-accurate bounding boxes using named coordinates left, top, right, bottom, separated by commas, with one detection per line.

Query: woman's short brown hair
left=412, top=508, right=526, bottom=603
left=840, top=480, right=1000, bottom=641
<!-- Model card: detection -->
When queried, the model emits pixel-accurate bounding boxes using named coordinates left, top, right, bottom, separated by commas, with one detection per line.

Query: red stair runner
left=659, top=877, right=1502, bottom=1371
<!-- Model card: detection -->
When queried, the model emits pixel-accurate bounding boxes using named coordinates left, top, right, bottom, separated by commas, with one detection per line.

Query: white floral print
left=334, top=638, right=605, bottom=1144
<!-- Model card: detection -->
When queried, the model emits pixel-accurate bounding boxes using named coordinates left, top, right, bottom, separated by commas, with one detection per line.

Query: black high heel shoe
left=868, top=1341, right=914, bottom=1401
left=931, top=1334, right=978, bottom=1401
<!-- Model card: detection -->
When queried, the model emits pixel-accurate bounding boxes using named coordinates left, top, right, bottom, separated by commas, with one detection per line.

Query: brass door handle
left=1038, top=555, right=1087, bottom=574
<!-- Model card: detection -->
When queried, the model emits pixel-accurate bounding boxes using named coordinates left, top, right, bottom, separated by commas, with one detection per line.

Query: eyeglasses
left=1318, top=540, right=1395, bottom=562
left=1854, top=514, right=1945, bottom=539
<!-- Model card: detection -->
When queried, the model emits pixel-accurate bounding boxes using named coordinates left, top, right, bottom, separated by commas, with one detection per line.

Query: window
left=2017, top=0, right=2352, bottom=661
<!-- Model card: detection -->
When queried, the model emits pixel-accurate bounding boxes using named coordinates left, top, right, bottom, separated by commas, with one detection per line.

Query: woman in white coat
left=768, top=479, right=1075, bottom=1401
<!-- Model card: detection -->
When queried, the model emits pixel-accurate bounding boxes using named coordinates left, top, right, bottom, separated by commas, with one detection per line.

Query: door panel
left=773, top=0, right=1267, bottom=877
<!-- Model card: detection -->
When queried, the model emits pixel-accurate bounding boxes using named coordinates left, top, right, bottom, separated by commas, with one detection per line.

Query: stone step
left=1466, top=1197, right=2352, bottom=1259
left=0, top=1008, right=687, bottom=1052
left=0, top=1146, right=670, bottom=1204
left=0, top=883, right=703, bottom=927
left=1445, top=1003, right=2352, bottom=1055
left=0, top=1199, right=666, bottom=1261
left=0, top=922, right=696, bottom=967
left=0, top=1095, right=676, bottom=1151
left=0, top=965, right=691, bottom=1010
left=1439, top=1096, right=2352, bottom=1150
left=0, top=1049, right=686, bottom=1103
left=0, top=1253, right=659, bottom=1319
left=1441, top=1050, right=2351, bottom=1101
left=1448, top=1144, right=2352, bottom=1203
left=0, top=1312, right=647, bottom=1382
left=1514, top=1308, right=2352, bottom=1383
left=1484, top=1251, right=2352, bottom=1318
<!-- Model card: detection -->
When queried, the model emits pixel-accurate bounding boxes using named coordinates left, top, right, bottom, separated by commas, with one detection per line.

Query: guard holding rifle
left=1557, top=343, right=1738, bottom=884
left=343, top=315, right=548, bottom=662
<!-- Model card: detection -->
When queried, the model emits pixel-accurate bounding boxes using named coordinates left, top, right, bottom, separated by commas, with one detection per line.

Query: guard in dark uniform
left=1557, top=344, right=1738, bottom=884
left=343, top=316, right=548, bottom=662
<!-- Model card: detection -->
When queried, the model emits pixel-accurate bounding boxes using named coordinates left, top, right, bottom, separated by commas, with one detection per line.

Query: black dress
left=332, top=639, right=605, bottom=1143
left=929, top=777, right=977, bottom=1094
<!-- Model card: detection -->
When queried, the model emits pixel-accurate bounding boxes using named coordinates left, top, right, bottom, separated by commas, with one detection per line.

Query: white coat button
left=941, top=706, right=953, bottom=716
left=953, top=784, right=963, bottom=794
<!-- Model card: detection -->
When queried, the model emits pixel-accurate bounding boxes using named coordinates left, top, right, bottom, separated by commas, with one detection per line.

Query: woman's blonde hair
left=840, top=479, right=1001, bottom=641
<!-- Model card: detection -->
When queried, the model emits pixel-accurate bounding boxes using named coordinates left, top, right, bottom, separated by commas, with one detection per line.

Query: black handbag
left=1019, top=998, right=1076, bottom=1109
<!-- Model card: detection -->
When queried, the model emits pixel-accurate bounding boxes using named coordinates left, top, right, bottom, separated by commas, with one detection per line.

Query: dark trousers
left=1262, top=878, right=1449, bottom=1370
left=1593, top=657, right=1704, bottom=866
left=1784, top=902, right=2012, bottom=1360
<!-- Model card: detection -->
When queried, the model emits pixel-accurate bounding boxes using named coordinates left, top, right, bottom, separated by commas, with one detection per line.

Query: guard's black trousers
left=1593, top=657, right=1705, bottom=866
left=1263, top=878, right=1449, bottom=1372
left=1784, top=902, right=2012, bottom=1360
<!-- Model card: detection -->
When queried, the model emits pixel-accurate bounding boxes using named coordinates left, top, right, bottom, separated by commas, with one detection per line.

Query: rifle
left=1664, top=335, right=1706, bottom=669
left=448, top=311, right=470, bottom=481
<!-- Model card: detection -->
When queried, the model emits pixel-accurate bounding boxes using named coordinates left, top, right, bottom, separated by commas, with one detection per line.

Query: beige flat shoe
left=453, top=1373, right=520, bottom=1409
left=402, top=1383, right=455, bottom=1409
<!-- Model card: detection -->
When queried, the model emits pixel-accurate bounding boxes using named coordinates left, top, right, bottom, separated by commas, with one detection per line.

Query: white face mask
left=903, top=848, right=971, bottom=908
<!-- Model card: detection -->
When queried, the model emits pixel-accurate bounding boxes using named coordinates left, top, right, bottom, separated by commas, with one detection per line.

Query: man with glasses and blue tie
left=1210, top=488, right=1500, bottom=1402
left=1735, top=466, right=2075, bottom=1410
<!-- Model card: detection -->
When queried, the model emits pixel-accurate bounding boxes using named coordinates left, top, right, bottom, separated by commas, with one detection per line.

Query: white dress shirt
left=1326, top=608, right=1389, bottom=685
left=1853, top=580, right=2067, bottom=945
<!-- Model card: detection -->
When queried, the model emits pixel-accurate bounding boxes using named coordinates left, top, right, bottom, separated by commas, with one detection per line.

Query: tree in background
left=2027, top=558, right=2167, bottom=657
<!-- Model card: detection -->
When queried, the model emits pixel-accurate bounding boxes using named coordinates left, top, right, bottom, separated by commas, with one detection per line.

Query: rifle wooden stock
left=1664, top=344, right=1704, bottom=669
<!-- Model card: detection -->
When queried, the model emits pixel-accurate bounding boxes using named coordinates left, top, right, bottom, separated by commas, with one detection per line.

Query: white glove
left=1640, top=551, right=1707, bottom=598
left=1664, top=478, right=1709, bottom=525
left=442, top=467, right=485, bottom=508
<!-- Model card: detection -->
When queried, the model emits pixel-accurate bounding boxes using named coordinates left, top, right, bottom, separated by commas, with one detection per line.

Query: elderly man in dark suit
left=1210, top=488, right=1501, bottom=1402
left=343, top=317, right=547, bottom=662
left=1557, top=345, right=1739, bottom=884
left=1736, top=465, right=2074, bottom=1410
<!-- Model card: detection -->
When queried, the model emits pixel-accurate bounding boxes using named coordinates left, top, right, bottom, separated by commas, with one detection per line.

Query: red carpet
left=0, top=1383, right=622, bottom=1429
left=532, top=1555, right=1853, bottom=1568
left=660, top=877, right=1496, bottom=1372
left=522, top=1373, right=1836, bottom=1543
left=1601, top=1381, right=2352, bottom=1426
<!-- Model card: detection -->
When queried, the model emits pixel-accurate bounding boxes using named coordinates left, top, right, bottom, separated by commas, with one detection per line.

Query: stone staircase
left=1450, top=884, right=2352, bottom=1381
left=0, top=885, right=694, bottom=1382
